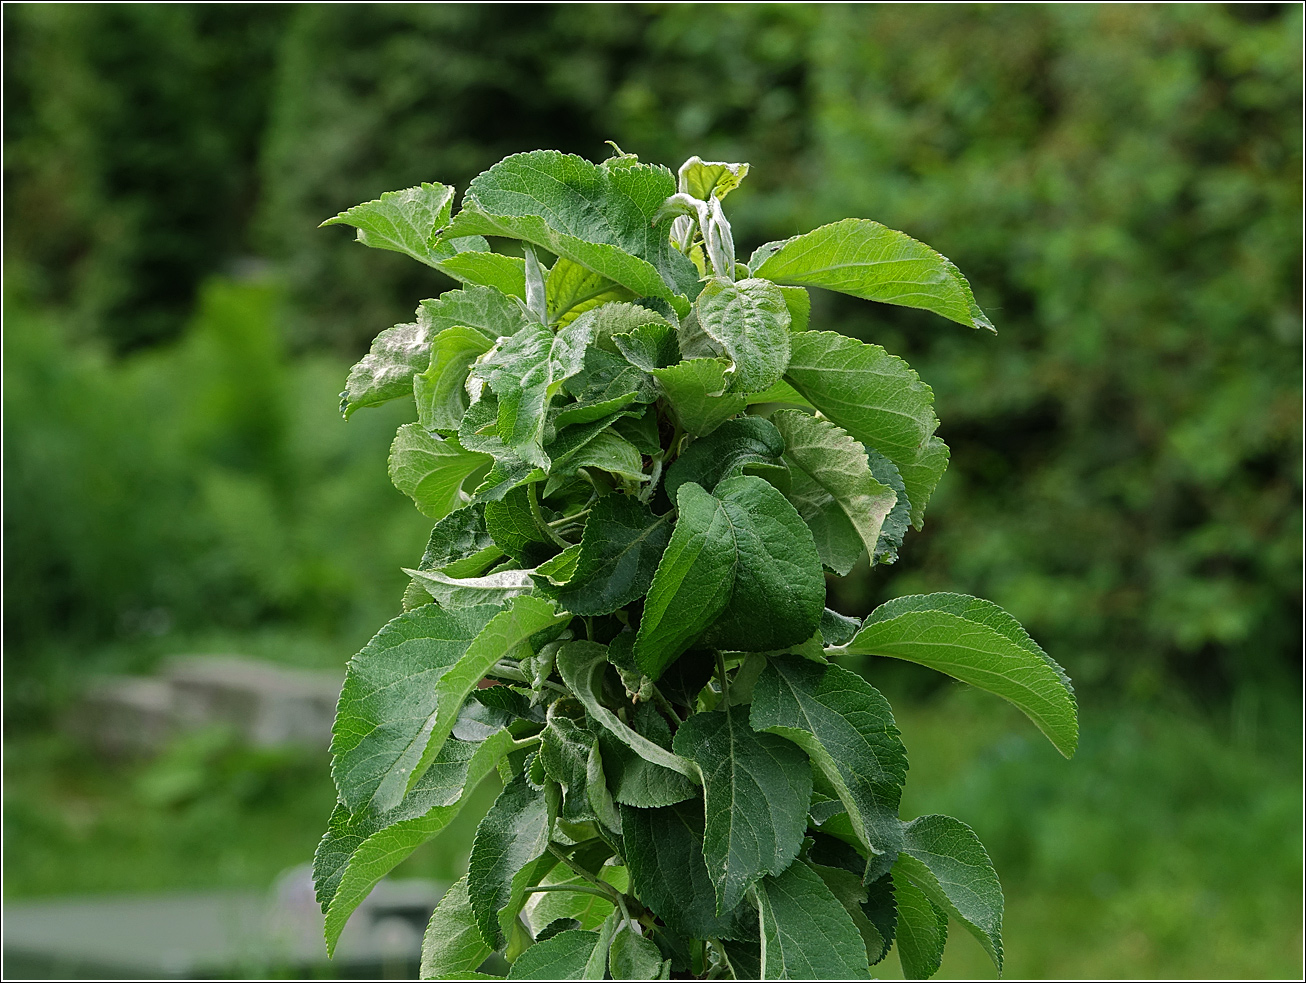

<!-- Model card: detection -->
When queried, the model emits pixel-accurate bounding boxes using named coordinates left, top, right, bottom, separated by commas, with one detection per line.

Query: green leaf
left=438, top=250, right=527, bottom=300
left=342, top=321, right=432, bottom=418
left=771, top=410, right=898, bottom=576
left=784, top=331, right=948, bottom=530
left=322, top=182, right=455, bottom=268
left=331, top=603, right=498, bottom=814
left=663, top=417, right=785, bottom=501
left=547, top=257, right=636, bottom=326
left=485, top=486, right=557, bottom=566
left=331, top=596, right=568, bottom=814
left=693, top=277, right=792, bottom=393
left=416, top=327, right=496, bottom=432
left=807, top=862, right=890, bottom=968
left=779, top=285, right=811, bottom=332
left=553, top=430, right=647, bottom=483
left=319, top=730, right=515, bottom=954
left=406, top=567, right=536, bottom=609
left=866, top=448, right=911, bottom=565
left=752, top=218, right=994, bottom=332
left=620, top=800, right=758, bottom=941
left=835, top=593, right=1078, bottom=757
left=896, top=814, right=1004, bottom=972
left=650, top=359, right=747, bottom=437
left=389, top=424, right=492, bottom=521
left=634, top=477, right=824, bottom=679
left=548, top=495, right=672, bottom=616
left=609, top=926, right=666, bottom=980
left=756, top=860, right=873, bottom=980
left=672, top=706, right=813, bottom=916
left=469, top=772, right=557, bottom=950
left=751, top=657, right=906, bottom=876
left=744, top=378, right=813, bottom=409
left=470, top=315, right=597, bottom=469
left=556, top=642, right=698, bottom=787
left=820, top=608, right=861, bottom=647
left=445, top=151, right=694, bottom=306
left=421, top=875, right=494, bottom=980
left=892, top=872, right=947, bottom=980
left=405, top=506, right=502, bottom=611
left=419, top=284, right=532, bottom=342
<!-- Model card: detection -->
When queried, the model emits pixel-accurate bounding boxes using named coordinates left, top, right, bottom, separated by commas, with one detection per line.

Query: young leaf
left=438, top=249, right=528, bottom=300
left=540, top=710, right=598, bottom=823
left=866, top=448, right=911, bottom=564
left=319, top=731, right=515, bottom=954
left=893, top=872, right=948, bottom=980
left=612, top=320, right=680, bottom=373
left=469, top=773, right=556, bottom=949
left=672, top=705, right=813, bottom=916
left=693, top=277, right=792, bottom=393
left=650, top=359, right=747, bottom=436
left=608, top=925, right=666, bottom=980
left=751, top=657, right=907, bottom=877
left=756, top=860, right=873, bottom=980
left=343, top=321, right=433, bottom=418
left=677, top=156, right=750, bottom=201
left=419, top=283, right=532, bottom=341
left=752, top=217, right=995, bottom=332
left=896, top=814, right=1005, bottom=972
left=421, top=875, right=494, bottom=980
left=471, top=315, right=597, bottom=469
left=389, top=424, right=492, bottom=521
left=663, top=416, right=785, bottom=500
left=547, top=257, right=636, bottom=326
left=331, top=596, right=568, bottom=815
left=322, top=182, right=455, bottom=268
left=634, top=477, right=824, bottom=679
left=406, top=567, right=536, bottom=609
left=771, top=409, right=898, bottom=576
left=555, top=642, right=698, bottom=785
left=620, top=800, right=759, bottom=941
left=445, top=151, right=694, bottom=306
left=835, top=593, right=1078, bottom=757
left=547, top=495, right=673, bottom=616
left=784, top=331, right=948, bottom=530
left=416, top=327, right=495, bottom=432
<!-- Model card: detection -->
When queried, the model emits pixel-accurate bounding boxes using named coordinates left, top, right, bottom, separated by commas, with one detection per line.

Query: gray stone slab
left=163, top=655, right=343, bottom=749
left=2, top=868, right=443, bottom=980
left=68, top=677, right=177, bottom=758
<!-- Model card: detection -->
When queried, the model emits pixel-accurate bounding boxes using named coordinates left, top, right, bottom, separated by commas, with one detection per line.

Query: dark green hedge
left=4, top=4, right=1299, bottom=694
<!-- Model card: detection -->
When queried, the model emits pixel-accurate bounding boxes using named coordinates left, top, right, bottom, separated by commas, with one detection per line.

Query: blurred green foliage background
left=4, top=4, right=1300, bottom=979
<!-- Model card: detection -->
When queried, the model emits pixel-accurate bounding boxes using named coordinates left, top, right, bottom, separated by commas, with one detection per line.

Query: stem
left=545, top=843, right=630, bottom=922
left=649, top=684, right=682, bottom=723
left=548, top=508, right=590, bottom=527
left=523, top=883, right=616, bottom=902
left=716, top=649, right=731, bottom=707
left=639, top=457, right=663, bottom=503
left=529, top=483, right=571, bottom=548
